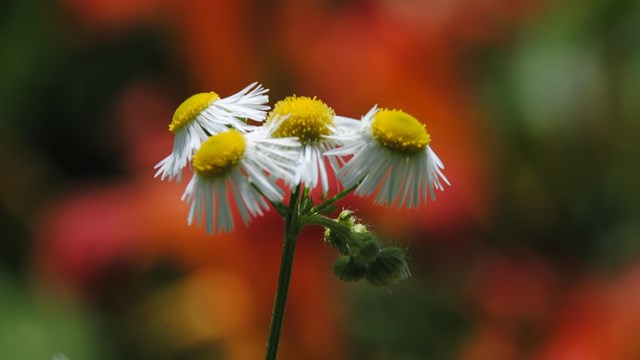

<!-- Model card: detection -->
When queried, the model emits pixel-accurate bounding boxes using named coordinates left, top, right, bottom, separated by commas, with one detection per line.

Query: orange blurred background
left=2, top=0, right=640, bottom=359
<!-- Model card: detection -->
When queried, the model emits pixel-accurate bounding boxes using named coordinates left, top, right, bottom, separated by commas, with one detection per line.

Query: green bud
left=323, top=228, right=332, bottom=240
left=354, top=242, right=380, bottom=265
left=366, top=247, right=410, bottom=286
left=323, top=228, right=349, bottom=255
left=337, top=210, right=355, bottom=226
left=353, top=235, right=380, bottom=266
left=352, top=223, right=367, bottom=234
left=333, top=256, right=367, bottom=282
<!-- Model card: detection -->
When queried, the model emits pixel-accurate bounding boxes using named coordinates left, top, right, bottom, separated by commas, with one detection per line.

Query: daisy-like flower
left=266, top=95, right=359, bottom=193
left=327, top=106, right=450, bottom=208
left=181, top=119, right=299, bottom=234
left=154, top=82, right=269, bottom=182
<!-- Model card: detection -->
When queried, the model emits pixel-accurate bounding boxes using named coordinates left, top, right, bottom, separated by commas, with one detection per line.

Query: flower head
left=327, top=106, right=449, bottom=208
left=182, top=120, right=299, bottom=234
left=155, top=82, right=269, bottom=182
left=267, top=95, right=359, bottom=193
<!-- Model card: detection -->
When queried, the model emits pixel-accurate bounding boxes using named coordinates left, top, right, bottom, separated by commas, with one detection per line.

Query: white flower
left=154, top=82, right=269, bottom=182
left=327, top=106, right=449, bottom=208
left=181, top=119, right=299, bottom=234
left=266, top=95, right=360, bottom=193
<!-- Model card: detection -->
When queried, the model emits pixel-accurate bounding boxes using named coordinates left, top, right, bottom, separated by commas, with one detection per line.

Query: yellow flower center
left=193, top=130, right=246, bottom=178
left=169, top=92, right=220, bottom=133
left=371, top=109, right=430, bottom=155
left=268, top=95, right=335, bottom=144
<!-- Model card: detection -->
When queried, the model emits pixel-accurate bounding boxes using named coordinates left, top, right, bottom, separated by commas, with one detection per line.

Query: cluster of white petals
left=154, top=82, right=269, bottom=182
left=156, top=84, right=449, bottom=234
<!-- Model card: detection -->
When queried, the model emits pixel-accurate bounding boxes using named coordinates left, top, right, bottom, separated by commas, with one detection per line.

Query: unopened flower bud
left=353, top=235, right=380, bottom=266
left=352, top=223, right=367, bottom=234
left=323, top=228, right=349, bottom=255
left=323, top=228, right=332, bottom=240
left=337, top=210, right=355, bottom=226
left=366, top=247, right=410, bottom=286
left=333, top=256, right=367, bottom=282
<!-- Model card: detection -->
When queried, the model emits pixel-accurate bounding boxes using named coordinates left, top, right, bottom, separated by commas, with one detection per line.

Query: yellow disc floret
left=371, top=109, right=430, bottom=155
left=169, top=92, right=220, bottom=133
left=268, top=95, right=335, bottom=144
left=193, top=130, right=246, bottom=178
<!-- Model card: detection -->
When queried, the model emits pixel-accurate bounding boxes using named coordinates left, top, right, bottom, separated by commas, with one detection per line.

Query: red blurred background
left=2, top=0, right=640, bottom=359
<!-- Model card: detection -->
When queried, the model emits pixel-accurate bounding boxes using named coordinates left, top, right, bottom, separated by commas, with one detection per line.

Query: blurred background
left=2, top=0, right=640, bottom=359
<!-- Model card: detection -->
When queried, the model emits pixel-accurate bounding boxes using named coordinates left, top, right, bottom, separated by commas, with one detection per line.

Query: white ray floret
left=155, top=82, right=270, bottom=182
left=267, top=95, right=360, bottom=193
left=181, top=119, right=299, bottom=234
left=326, top=106, right=449, bottom=208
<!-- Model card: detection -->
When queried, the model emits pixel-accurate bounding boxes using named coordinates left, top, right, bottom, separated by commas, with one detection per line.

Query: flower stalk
left=265, top=187, right=302, bottom=360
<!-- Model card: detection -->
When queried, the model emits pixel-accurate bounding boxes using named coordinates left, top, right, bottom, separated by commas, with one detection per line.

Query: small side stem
left=300, top=214, right=349, bottom=235
left=265, top=187, right=301, bottom=360
left=311, top=184, right=358, bottom=214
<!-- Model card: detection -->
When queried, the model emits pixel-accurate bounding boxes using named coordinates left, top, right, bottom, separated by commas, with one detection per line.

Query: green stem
left=265, top=187, right=302, bottom=360
left=300, top=214, right=350, bottom=236
left=311, top=184, right=358, bottom=215
left=266, top=198, right=289, bottom=217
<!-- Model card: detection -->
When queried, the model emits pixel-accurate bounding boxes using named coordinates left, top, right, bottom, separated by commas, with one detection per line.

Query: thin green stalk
left=300, top=214, right=350, bottom=237
left=265, top=187, right=302, bottom=360
left=311, top=184, right=358, bottom=215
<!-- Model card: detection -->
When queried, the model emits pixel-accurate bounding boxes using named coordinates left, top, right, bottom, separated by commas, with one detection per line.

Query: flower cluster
left=155, top=83, right=449, bottom=236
